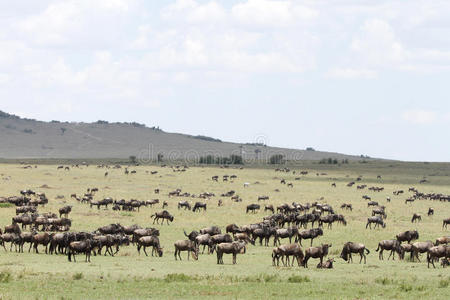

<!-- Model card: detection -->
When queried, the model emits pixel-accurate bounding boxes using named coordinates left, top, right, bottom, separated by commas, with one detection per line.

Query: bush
left=439, top=278, right=449, bottom=288
left=164, top=273, right=192, bottom=282
left=72, top=273, right=83, bottom=280
left=0, top=203, right=13, bottom=208
left=306, top=147, right=315, bottom=151
left=269, top=154, right=285, bottom=164
left=287, top=275, right=310, bottom=283
left=0, top=270, right=12, bottom=283
left=193, top=135, right=222, bottom=142
left=199, top=155, right=243, bottom=165
left=375, top=277, right=394, bottom=285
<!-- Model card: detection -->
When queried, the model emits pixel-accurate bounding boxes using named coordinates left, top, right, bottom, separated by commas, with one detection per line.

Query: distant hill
left=0, top=110, right=368, bottom=162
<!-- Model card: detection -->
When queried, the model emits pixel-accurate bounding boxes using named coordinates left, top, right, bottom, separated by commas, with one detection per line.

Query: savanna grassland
left=0, top=161, right=449, bottom=299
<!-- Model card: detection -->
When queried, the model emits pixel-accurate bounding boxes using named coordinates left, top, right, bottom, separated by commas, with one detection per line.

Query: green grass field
left=0, top=161, right=449, bottom=299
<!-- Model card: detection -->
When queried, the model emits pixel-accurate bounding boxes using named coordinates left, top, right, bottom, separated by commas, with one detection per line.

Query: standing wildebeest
left=340, top=204, right=352, bottom=211
left=396, top=230, right=419, bottom=244
left=192, top=202, right=207, bottom=212
left=365, top=216, right=386, bottom=229
left=137, top=236, right=163, bottom=257
left=274, top=227, right=299, bottom=246
left=246, top=204, right=260, bottom=213
left=174, top=240, right=198, bottom=260
left=216, top=241, right=246, bottom=264
left=435, top=236, right=450, bottom=246
left=264, top=205, right=274, bottom=214
left=234, top=233, right=255, bottom=246
left=340, top=242, right=370, bottom=264
left=428, top=207, right=434, bottom=216
left=226, top=224, right=240, bottom=235
left=151, top=210, right=174, bottom=225
left=67, top=239, right=92, bottom=262
left=411, top=241, right=434, bottom=262
left=376, top=240, right=402, bottom=260
left=200, top=226, right=221, bottom=236
left=372, top=207, right=387, bottom=219
left=319, top=214, right=338, bottom=229
left=273, top=244, right=304, bottom=267
left=303, top=244, right=331, bottom=268
left=195, top=234, right=215, bottom=254
left=58, top=206, right=72, bottom=218
left=443, top=218, right=450, bottom=229
left=177, top=201, right=191, bottom=210
left=427, top=245, right=450, bottom=268
left=411, top=213, right=422, bottom=223
left=183, top=230, right=199, bottom=242
left=399, top=243, right=413, bottom=260
left=297, top=228, right=323, bottom=246
left=32, top=232, right=51, bottom=254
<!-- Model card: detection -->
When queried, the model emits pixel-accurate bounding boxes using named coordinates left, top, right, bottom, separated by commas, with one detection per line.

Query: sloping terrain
left=0, top=111, right=364, bottom=161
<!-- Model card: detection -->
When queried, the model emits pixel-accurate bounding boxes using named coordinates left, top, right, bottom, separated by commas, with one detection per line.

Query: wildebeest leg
left=379, top=249, right=383, bottom=260
left=174, top=249, right=178, bottom=260
left=310, top=238, right=313, bottom=247
left=68, top=251, right=72, bottom=262
left=217, top=252, right=220, bottom=264
left=45, top=244, right=48, bottom=254
left=359, top=252, right=363, bottom=264
left=233, top=253, right=236, bottom=264
left=143, top=246, right=149, bottom=256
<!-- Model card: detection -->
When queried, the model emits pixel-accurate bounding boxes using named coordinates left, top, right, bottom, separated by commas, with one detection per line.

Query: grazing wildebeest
left=258, top=196, right=269, bottom=201
left=367, top=201, right=378, bottom=207
left=372, top=207, right=387, bottom=219
left=396, top=230, right=419, bottom=244
left=226, top=224, right=240, bottom=235
left=427, top=245, right=450, bottom=268
left=67, top=239, right=92, bottom=262
left=411, top=241, right=434, bottom=262
left=435, top=236, right=449, bottom=246
left=317, top=258, right=335, bottom=269
left=58, top=206, right=72, bottom=218
left=98, top=224, right=124, bottom=235
left=216, top=241, right=246, bottom=264
left=297, top=228, right=323, bottom=246
left=340, top=242, right=370, bottom=264
left=399, top=243, right=413, bottom=260
left=212, top=176, right=219, bottom=182
left=264, top=205, right=274, bottom=214
left=192, top=202, right=207, bottom=212
left=151, top=210, right=174, bottom=225
left=246, top=204, right=260, bottom=213
left=441, top=258, right=450, bottom=268
left=376, top=240, right=402, bottom=260
left=428, top=207, right=434, bottom=216
left=443, top=218, right=450, bottom=229
left=319, top=214, right=338, bottom=229
left=1, top=233, right=21, bottom=252
left=32, top=232, right=50, bottom=254
left=411, top=213, right=422, bottom=223
left=174, top=240, right=198, bottom=260
left=340, top=204, right=352, bottom=211
left=365, top=216, right=386, bottom=229
left=137, top=236, right=163, bottom=257
left=132, top=228, right=160, bottom=243
left=233, top=233, right=254, bottom=245
left=273, top=244, right=304, bottom=267
left=177, top=201, right=191, bottom=210
left=303, top=244, right=331, bottom=268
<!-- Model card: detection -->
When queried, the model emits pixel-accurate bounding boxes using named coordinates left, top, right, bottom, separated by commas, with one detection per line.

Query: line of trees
left=199, top=155, right=243, bottom=165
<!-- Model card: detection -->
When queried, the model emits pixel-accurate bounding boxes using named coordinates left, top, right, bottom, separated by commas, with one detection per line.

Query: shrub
left=72, top=273, right=83, bottom=280
left=269, top=154, right=285, bottom=164
left=287, top=275, right=310, bottom=283
left=375, top=277, right=394, bottom=285
left=438, top=278, right=449, bottom=288
left=0, top=270, right=12, bottom=283
left=0, top=203, right=13, bottom=208
left=164, top=273, right=192, bottom=282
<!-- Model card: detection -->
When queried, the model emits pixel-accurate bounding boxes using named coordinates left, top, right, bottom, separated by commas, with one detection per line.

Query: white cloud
left=402, top=110, right=437, bottom=124
left=162, top=0, right=226, bottom=24
left=326, top=68, right=377, bottom=79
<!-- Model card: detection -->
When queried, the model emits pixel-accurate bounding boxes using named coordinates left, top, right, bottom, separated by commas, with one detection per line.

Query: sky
left=0, top=0, right=449, bottom=162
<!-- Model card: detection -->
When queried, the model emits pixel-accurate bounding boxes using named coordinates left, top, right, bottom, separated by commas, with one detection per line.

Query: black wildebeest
left=216, top=241, right=246, bottom=264
left=246, top=204, right=260, bottom=213
left=376, top=240, right=402, bottom=260
left=297, top=228, right=323, bottom=246
left=151, top=210, right=174, bottom=225
left=396, top=230, right=419, bottom=244
left=340, top=242, right=370, bottom=264
left=174, top=240, right=198, bottom=260
left=192, top=202, right=207, bottom=212
left=365, top=216, right=386, bottom=229
left=303, top=244, right=331, bottom=268
left=443, top=218, right=450, bottom=229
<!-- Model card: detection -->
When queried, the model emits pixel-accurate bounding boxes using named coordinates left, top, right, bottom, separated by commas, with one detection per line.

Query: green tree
left=269, top=154, right=285, bottom=164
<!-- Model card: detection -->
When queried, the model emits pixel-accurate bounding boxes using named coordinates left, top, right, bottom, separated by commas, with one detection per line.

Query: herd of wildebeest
left=0, top=164, right=449, bottom=269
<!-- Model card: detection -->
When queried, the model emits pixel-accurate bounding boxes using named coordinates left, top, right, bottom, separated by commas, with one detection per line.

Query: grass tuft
left=0, top=270, right=12, bottom=283
left=72, top=272, right=83, bottom=280
left=164, top=273, right=193, bottom=282
left=287, top=275, right=310, bottom=283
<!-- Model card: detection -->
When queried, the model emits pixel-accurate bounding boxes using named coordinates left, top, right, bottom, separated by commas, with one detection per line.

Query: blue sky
left=0, top=0, right=449, bottom=161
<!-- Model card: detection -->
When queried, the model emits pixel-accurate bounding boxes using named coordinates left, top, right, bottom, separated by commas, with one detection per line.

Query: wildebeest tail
left=365, top=247, right=370, bottom=254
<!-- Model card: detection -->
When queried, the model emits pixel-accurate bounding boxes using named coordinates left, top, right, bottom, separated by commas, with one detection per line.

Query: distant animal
left=411, top=213, right=422, bottom=223
left=340, top=242, right=370, bottom=264
left=174, top=240, right=198, bottom=261
left=427, top=207, right=434, bottom=216
left=151, top=211, right=174, bottom=225
left=317, top=258, right=334, bottom=269
left=376, top=240, right=402, bottom=260
left=246, top=204, right=260, bottom=214
left=365, top=216, right=385, bottom=229
left=303, top=244, right=331, bottom=268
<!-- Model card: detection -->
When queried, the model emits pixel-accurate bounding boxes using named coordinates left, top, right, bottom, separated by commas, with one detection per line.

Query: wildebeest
left=246, top=204, right=260, bottom=213
left=195, top=234, right=214, bottom=254
left=58, top=206, right=72, bottom=218
left=376, top=240, right=402, bottom=260
left=372, top=207, right=387, bottom=219
left=174, top=240, right=198, bottom=260
left=340, top=204, right=352, bottom=211
left=274, top=227, right=298, bottom=246
left=233, top=233, right=254, bottom=246
left=272, top=244, right=304, bottom=267
left=427, top=207, right=434, bottom=216
left=399, top=243, right=413, bottom=260
left=411, top=241, right=434, bottom=262
left=151, top=210, right=174, bottom=225
left=192, top=202, right=207, bottom=212
left=443, top=218, right=450, bottom=229
left=200, top=226, right=221, bottom=236
left=264, top=205, right=274, bottom=214
left=435, top=236, right=449, bottom=246
left=396, top=230, right=419, bottom=244
left=427, top=245, right=450, bottom=268
left=177, top=201, right=191, bottom=210
left=411, top=213, right=422, bottom=223
left=137, top=236, right=163, bottom=257
left=216, top=241, right=246, bottom=264
left=297, top=228, right=323, bottom=246
left=340, top=242, right=370, bottom=264
left=303, top=244, right=331, bottom=268
left=32, top=232, right=50, bottom=254
left=365, top=216, right=386, bottom=229
left=67, top=239, right=92, bottom=262
left=317, top=258, right=334, bottom=269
